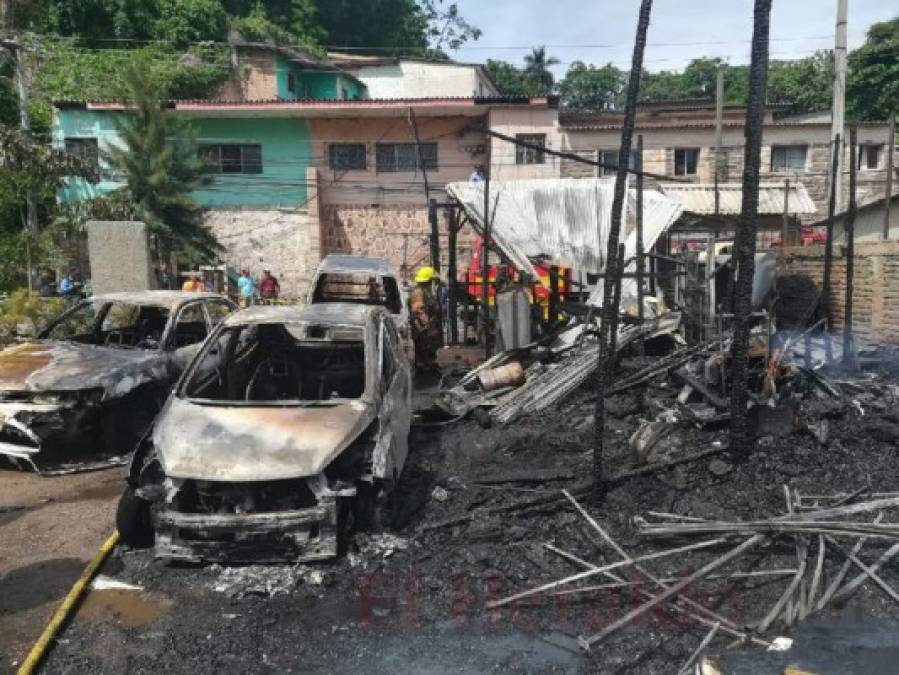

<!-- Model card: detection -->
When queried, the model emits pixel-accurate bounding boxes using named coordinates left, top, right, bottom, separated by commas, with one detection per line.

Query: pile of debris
left=435, top=311, right=682, bottom=427
left=485, top=488, right=899, bottom=671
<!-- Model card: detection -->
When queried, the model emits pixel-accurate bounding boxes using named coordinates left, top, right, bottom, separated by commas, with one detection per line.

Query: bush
left=0, top=289, right=66, bottom=342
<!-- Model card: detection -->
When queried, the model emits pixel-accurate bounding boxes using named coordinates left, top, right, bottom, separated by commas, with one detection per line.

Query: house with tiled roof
left=53, top=44, right=555, bottom=295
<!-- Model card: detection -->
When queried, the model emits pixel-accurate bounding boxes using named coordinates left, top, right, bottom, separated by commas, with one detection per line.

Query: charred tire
left=116, top=486, right=154, bottom=548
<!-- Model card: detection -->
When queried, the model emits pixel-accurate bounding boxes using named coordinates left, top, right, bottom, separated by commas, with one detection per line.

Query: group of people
left=236, top=268, right=281, bottom=307
left=38, top=267, right=86, bottom=299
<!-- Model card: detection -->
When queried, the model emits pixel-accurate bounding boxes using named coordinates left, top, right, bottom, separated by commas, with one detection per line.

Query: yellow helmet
left=414, top=266, right=435, bottom=284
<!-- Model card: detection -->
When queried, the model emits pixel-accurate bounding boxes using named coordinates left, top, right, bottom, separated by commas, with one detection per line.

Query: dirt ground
left=6, top=357, right=899, bottom=673
left=0, top=466, right=123, bottom=671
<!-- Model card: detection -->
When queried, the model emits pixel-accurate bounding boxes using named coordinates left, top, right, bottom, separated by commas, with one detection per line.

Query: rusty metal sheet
left=154, top=397, right=375, bottom=482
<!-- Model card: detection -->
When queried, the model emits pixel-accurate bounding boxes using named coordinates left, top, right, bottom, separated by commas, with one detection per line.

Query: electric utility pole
left=830, top=0, right=848, bottom=214
left=593, top=0, right=653, bottom=500
left=729, top=0, right=773, bottom=458
left=714, top=62, right=725, bottom=215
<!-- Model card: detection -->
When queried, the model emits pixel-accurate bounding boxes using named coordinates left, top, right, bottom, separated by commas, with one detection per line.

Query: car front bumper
left=152, top=497, right=339, bottom=563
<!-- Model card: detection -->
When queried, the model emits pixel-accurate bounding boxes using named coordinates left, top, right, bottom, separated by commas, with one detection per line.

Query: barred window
left=64, top=137, right=99, bottom=172
left=329, top=143, right=366, bottom=171
left=375, top=142, right=437, bottom=173
left=199, top=144, right=263, bottom=174
left=515, top=134, right=546, bottom=164
left=770, top=145, right=807, bottom=172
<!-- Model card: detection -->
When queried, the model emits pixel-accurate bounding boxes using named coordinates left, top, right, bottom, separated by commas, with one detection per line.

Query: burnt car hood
left=0, top=341, right=169, bottom=398
left=154, top=396, right=375, bottom=482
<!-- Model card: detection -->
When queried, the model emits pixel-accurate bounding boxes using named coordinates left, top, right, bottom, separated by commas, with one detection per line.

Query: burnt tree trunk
left=843, top=126, right=857, bottom=369
left=729, top=0, right=773, bottom=457
left=593, top=0, right=653, bottom=499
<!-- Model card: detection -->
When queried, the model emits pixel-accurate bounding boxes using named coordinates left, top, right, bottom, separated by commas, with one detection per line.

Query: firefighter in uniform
left=409, top=266, right=442, bottom=371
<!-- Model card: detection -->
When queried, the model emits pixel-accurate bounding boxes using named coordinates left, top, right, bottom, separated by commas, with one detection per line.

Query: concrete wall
left=308, top=115, right=487, bottom=206
left=192, top=117, right=312, bottom=207
left=54, top=110, right=126, bottom=202
left=777, top=241, right=899, bottom=345
left=561, top=123, right=895, bottom=222
left=86, top=221, right=155, bottom=294
left=488, top=107, right=562, bottom=181
left=833, top=200, right=899, bottom=244
left=344, top=61, right=495, bottom=99
left=55, top=112, right=314, bottom=208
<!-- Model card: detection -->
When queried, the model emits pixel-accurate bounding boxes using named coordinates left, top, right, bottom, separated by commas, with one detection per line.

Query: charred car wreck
left=118, top=303, right=412, bottom=563
left=0, top=291, right=235, bottom=472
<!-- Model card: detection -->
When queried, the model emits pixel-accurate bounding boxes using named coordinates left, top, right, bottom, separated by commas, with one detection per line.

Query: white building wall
left=346, top=62, right=496, bottom=99
left=488, top=107, right=562, bottom=181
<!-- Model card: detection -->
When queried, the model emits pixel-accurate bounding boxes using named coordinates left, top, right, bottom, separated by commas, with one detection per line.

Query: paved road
left=0, top=467, right=122, bottom=671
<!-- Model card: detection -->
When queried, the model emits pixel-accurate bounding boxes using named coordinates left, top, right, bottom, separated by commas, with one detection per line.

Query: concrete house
left=503, top=99, right=895, bottom=221
left=53, top=47, right=554, bottom=296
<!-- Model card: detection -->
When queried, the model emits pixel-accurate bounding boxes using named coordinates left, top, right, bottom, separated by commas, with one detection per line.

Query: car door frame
left=162, top=299, right=216, bottom=373
left=371, top=311, right=412, bottom=484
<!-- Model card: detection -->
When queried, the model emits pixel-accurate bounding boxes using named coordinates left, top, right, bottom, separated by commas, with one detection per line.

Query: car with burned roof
left=117, top=302, right=412, bottom=562
left=308, top=254, right=410, bottom=338
left=0, top=291, right=236, bottom=472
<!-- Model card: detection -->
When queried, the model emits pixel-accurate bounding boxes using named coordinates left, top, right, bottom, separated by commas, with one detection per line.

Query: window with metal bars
left=64, top=138, right=99, bottom=173
left=515, top=134, right=546, bottom=164
left=199, top=144, right=263, bottom=174
left=375, top=143, right=437, bottom=173
left=329, top=143, right=366, bottom=171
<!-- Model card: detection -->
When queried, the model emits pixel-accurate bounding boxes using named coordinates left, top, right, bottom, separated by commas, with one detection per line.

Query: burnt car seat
left=245, top=357, right=302, bottom=401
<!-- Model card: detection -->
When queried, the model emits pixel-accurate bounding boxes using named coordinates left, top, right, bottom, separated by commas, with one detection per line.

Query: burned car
left=308, top=254, right=410, bottom=341
left=117, top=302, right=412, bottom=562
left=0, top=291, right=236, bottom=472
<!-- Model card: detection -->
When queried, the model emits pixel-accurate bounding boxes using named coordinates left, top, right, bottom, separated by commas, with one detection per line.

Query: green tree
left=485, top=59, right=542, bottom=96
left=523, top=46, right=560, bottom=93
left=101, top=62, right=219, bottom=258
left=153, top=0, right=229, bottom=45
left=557, top=62, right=625, bottom=110
left=847, top=16, right=899, bottom=120
left=0, top=125, right=98, bottom=289
left=767, top=52, right=832, bottom=114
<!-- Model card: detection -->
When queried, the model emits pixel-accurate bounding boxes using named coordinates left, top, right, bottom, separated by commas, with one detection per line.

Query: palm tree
left=524, top=46, right=560, bottom=93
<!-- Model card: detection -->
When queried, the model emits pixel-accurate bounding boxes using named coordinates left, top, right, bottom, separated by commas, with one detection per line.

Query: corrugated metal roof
left=446, top=179, right=683, bottom=307
left=659, top=182, right=817, bottom=215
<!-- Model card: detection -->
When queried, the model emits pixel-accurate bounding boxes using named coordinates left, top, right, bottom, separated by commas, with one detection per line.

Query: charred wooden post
left=593, top=0, right=653, bottom=499
left=549, top=264, right=560, bottom=330
left=636, top=134, right=646, bottom=337
left=481, top=162, right=492, bottom=358
left=447, top=206, right=459, bottom=345
left=729, top=0, right=772, bottom=458
left=843, top=126, right=858, bottom=369
left=823, top=133, right=841, bottom=364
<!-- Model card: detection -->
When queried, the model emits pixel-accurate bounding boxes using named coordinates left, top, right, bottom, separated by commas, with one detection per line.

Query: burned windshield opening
left=312, top=272, right=402, bottom=314
left=184, top=323, right=366, bottom=403
left=42, top=301, right=170, bottom=350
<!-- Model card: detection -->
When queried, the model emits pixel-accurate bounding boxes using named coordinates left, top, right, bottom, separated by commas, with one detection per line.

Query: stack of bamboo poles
left=486, top=488, right=899, bottom=673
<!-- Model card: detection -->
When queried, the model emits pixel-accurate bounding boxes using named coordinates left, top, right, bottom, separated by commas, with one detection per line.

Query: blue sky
left=450, top=0, right=898, bottom=76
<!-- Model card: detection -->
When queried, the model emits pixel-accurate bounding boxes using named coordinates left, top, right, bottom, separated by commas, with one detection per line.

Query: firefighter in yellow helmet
left=409, top=265, right=443, bottom=371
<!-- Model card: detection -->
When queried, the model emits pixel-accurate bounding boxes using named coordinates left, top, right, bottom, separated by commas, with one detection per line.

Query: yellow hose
left=17, top=531, right=120, bottom=675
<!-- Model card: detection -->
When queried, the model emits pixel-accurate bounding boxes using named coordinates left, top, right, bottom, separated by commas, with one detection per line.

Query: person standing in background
left=237, top=268, right=256, bottom=308
left=182, top=271, right=203, bottom=292
left=259, top=268, right=280, bottom=303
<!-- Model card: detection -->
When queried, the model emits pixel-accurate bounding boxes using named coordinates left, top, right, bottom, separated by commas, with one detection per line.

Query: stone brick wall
left=204, top=206, right=321, bottom=298
left=321, top=204, right=476, bottom=283
left=777, top=241, right=899, bottom=345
